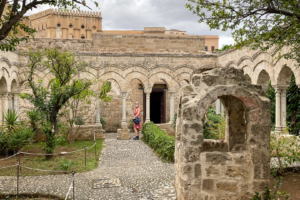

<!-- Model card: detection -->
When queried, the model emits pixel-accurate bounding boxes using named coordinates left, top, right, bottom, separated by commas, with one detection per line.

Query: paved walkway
left=0, top=133, right=176, bottom=200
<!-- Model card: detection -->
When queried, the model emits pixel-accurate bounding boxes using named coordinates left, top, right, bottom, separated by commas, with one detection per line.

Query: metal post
left=94, top=142, right=97, bottom=159
left=85, top=146, right=86, bottom=170
left=17, top=163, right=19, bottom=197
left=72, top=171, right=75, bottom=200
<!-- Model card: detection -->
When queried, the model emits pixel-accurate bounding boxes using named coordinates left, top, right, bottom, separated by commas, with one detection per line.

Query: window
left=57, top=23, right=61, bottom=27
left=205, top=46, right=208, bottom=51
left=69, top=23, right=73, bottom=28
left=81, top=24, right=85, bottom=29
left=81, top=34, right=85, bottom=39
left=211, top=46, right=215, bottom=52
left=93, top=26, right=96, bottom=30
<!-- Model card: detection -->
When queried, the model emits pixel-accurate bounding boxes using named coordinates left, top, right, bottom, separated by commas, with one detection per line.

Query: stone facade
left=29, top=9, right=102, bottom=39
left=28, top=9, right=219, bottom=53
left=175, top=67, right=271, bottom=200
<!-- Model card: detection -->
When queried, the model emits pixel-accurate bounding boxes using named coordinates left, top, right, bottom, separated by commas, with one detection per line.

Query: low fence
left=0, top=141, right=98, bottom=199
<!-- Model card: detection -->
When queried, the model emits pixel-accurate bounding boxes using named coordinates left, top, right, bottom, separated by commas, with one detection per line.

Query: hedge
left=142, top=122, right=175, bottom=162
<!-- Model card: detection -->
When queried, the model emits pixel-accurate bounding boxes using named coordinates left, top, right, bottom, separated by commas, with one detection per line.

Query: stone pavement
left=0, top=133, right=176, bottom=200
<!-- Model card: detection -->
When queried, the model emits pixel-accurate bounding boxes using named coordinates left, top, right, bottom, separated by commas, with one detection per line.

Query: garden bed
left=0, top=140, right=103, bottom=176
left=270, top=170, right=300, bottom=199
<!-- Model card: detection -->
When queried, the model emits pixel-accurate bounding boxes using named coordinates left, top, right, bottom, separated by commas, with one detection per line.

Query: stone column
left=0, top=95, right=2, bottom=125
left=274, top=87, right=282, bottom=132
left=3, top=93, right=8, bottom=113
left=94, top=97, right=105, bottom=139
left=169, top=91, right=175, bottom=124
left=281, top=88, right=287, bottom=132
left=95, top=98, right=101, bottom=126
left=14, top=94, right=19, bottom=114
left=117, top=91, right=130, bottom=140
left=216, top=99, right=221, bottom=114
left=145, top=92, right=151, bottom=123
left=121, top=92, right=127, bottom=126
left=8, top=94, right=13, bottom=111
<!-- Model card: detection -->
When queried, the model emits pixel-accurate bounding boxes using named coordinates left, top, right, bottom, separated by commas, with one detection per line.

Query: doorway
left=143, top=88, right=166, bottom=124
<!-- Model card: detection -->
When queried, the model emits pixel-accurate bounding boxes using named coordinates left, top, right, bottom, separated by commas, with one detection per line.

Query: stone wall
left=17, top=32, right=207, bottom=55
left=92, top=33, right=205, bottom=54
left=175, top=67, right=271, bottom=200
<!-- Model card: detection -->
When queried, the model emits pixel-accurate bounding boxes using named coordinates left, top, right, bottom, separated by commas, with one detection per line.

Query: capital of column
left=121, top=91, right=127, bottom=97
left=169, top=91, right=176, bottom=97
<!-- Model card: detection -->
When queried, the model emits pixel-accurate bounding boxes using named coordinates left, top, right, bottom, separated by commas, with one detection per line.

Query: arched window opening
left=81, top=24, right=85, bottom=29
left=57, top=22, right=61, bottom=27
left=69, top=23, right=73, bottom=28
left=81, top=35, right=85, bottom=39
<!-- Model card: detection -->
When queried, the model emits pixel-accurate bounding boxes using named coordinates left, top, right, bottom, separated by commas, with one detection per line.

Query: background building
left=28, top=9, right=218, bottom=52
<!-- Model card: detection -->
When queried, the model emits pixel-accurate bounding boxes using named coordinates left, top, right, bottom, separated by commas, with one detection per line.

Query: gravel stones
left=0, top=132, right=176, bottom=200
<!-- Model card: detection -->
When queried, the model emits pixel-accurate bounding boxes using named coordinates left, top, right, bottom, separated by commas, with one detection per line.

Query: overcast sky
left=26, top=0, right=235, bottom=48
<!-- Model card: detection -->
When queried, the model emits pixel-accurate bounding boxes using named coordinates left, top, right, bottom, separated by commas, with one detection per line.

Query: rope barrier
left=0, top=164, right=18, bottom=170
left=0, top=153, right=17, bottom=162
left=64, top=175, right=75, bottom=200
left=86, top=142, right=96, bottom=149
left=18, top=142, right=96, bottom=156
left=20, top=165, right=73, bottom=173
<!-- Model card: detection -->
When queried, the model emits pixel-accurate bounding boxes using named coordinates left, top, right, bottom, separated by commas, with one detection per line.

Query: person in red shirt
left=133, top=102, right=142, bottom=140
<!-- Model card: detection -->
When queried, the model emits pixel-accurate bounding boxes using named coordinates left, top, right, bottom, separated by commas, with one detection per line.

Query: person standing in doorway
left=133, top=102, right=142, bottom=140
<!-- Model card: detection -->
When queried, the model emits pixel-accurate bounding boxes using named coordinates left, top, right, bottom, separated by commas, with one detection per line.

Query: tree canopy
left=186, top=0, right=300, bottom=64
left=0, top=0, right=99, bottom=51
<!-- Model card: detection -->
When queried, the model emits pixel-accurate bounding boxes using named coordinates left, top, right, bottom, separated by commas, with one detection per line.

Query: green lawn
left=0, top=140, right=103, bottom=176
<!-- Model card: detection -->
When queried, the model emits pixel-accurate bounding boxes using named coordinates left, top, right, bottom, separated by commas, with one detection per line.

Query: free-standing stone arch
left=175, top=67, right=271, bottom=200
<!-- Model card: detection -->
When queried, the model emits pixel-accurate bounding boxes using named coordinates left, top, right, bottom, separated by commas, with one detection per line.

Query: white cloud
left=219, top=35, right=235, bottom=48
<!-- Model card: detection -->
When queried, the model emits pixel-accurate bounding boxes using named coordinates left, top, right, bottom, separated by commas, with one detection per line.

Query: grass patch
left=0, top=140, right=103, bottom=176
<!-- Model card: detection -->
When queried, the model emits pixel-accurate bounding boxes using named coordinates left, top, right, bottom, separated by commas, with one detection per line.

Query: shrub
left=59, top=158, right=76, bottom=171
left=203, top=106, right=225, bottom=140
left=128, top=119, right=134, bottom=130
left=6, top=127, right=34, bottom=153
left=26, top=109, right=42, bottom=133
left=100, top=117, right=106, bottom=128
left=270, top=133, right=300, bottom=174
left=142, top=122, right=175, bottom=162
left=0, top=129, right=7, bottom=152
left=74, top=116, right=85, bottom=125
left=4, top=110, right=19, bottom=133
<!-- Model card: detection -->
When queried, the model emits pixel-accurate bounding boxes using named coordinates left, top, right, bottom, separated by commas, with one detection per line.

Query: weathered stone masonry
left=175, top=67, right=271, bottom=200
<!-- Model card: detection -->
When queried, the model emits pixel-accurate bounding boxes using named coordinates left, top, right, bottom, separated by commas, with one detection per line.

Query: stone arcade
left=175, top=67, right=271, bottom=200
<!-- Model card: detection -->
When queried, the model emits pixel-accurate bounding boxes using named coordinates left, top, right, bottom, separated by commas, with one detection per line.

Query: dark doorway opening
left=143, top=88, right=166, bottom=124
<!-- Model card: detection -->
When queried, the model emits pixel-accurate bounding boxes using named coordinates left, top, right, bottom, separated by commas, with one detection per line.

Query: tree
left=20, top=48, right=93, bottom=157
left=186, top=0, right=300, bottom=64
left=67, top=80, right=112, bottom=144
left=0, top=0, right=99, bottom=51
left=215, top=44, right=233, bottom=53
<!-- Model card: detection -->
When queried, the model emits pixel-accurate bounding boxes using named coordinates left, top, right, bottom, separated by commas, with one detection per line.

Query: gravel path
left=0, top=133, right=176, bottom=200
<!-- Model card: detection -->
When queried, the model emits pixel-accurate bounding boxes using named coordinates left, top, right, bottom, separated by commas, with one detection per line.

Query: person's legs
left=133, top=127, right=139, bottom=140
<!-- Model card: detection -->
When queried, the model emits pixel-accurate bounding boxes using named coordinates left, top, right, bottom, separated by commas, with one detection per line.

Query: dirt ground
left=270, top=170, right=300, bottom=200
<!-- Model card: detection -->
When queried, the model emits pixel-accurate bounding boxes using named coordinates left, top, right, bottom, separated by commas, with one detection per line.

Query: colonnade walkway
left=0, top=133, right=176, bottom=200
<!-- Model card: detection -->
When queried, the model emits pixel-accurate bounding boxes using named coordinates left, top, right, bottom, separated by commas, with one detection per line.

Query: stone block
left=216, top=180, right=237, bottom=192
left=205, top=166, right=219, bottom=177
left=117, top=128, right=131, bottom=140
left=202, top=179, right=214, bottom=191
left=226, top=166, right=249, bottom=178
left=205, top=152, right=231, bottom=165
left=94, top=125, right=105, bottom=139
